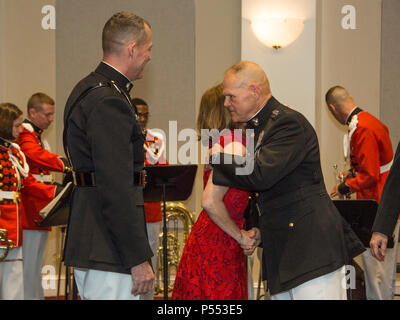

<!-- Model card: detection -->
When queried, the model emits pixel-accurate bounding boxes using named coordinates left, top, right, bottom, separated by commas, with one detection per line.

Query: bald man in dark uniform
left=211, top=61, right=365, bottom=299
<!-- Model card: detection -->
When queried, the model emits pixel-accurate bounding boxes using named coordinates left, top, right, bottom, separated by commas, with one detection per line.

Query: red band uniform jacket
left=18, top=120, right=66, bottom=231
left=0, top=139, right=55, bottom=247
left=212, top=96, right=365, bottom=295
left=343, top=109, right=393, bottom=203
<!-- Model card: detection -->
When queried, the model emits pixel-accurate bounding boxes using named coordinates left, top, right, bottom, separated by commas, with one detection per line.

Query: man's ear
left=328, top=103, right=336, bottom=112
left=249, top=84, right=260, bottom=98
left=128, top=41, right=137, bottom=57
left=28, top=108, right=35, bottom=119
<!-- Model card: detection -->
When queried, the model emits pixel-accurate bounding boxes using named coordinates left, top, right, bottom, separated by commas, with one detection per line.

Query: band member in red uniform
left=132, top=98, right=168, bottom=300
left=326, top=85, right=397, bottom=300
left=18, top=93, right=69, bottom=300
left=0, top=103, right=55, bottom=300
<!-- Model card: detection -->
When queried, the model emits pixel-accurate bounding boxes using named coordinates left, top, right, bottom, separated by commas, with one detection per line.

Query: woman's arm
left=202, top=141, right=255, bottom=247
left=202, top=171, right=255, bottom=246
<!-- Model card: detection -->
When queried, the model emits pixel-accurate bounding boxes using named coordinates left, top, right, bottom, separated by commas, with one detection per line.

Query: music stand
left=36, top=190, right=77, bottom=300
left=333, top=199, right=394, bottom=248
left=143, top=164, right=197, bottom=300
left=36, top=204, right=69, bottom=228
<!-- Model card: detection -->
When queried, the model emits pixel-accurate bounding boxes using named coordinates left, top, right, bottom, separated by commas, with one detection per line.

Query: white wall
left=242, top=0, right=316, bottom=126
left=194, top=0, right=242, bottom=217
left=0, top=0, right=56, bottom=148
left=381, top=0, right=400, bottom=148
left=0, top=0, right=61, bottom=291
left=242, top=0, right=383, bottom=191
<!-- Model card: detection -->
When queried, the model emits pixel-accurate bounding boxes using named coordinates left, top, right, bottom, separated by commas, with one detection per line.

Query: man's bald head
left=325, top=86, right=352, bottom=108
left=222, top=61, right=272, bottom=123
left=325, top=86, right=356, bottom=125
left=225, top=61, right=271, bottom=96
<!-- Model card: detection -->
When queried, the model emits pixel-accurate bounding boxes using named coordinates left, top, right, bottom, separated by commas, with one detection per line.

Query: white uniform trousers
left=247, top=248, right=263, bottom=300
left=247, top=254, right=255, bottom=300
left=140, top=221, right=161, bottom=300
left=74, top=268, right=139, bottom=300
left=0, top=247, right=24, bottom=300
left=363, top=220, right=400, bottom=300
left=22, top=230, right=49, bottom=300
left=271, top=266, right=347, bottom=300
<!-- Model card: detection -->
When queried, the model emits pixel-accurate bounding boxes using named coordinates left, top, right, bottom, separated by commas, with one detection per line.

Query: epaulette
left=22, top=123, right=34, bottom=133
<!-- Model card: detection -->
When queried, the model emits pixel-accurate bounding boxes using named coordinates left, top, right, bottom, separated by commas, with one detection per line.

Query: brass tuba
left=0, top=228, right=14, bottom=262
left=154, top=202, right=195, bottom=295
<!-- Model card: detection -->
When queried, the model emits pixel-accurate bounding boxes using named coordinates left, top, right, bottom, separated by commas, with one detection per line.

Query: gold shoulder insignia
left=271, top=109, right=280, bottom=119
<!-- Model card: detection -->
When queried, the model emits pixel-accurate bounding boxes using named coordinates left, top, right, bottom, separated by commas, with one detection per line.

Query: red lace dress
left=171, top=133, right=250, bottom=300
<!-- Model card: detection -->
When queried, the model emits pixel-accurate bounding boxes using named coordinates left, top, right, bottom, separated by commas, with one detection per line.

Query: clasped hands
left=239, top=227, right=261, bottom=256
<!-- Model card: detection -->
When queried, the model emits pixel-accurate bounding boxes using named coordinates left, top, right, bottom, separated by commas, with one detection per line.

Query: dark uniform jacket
left=212, top=96, right=365, bottom=295
left=372, top=142, right=400, bottom=237
left=63, top=62, right=153, bottom=274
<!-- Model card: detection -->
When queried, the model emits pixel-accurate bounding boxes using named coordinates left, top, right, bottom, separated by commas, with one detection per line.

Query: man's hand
left=241, top=228, right=261, bottom=256
left=331, top=170, right=352, bottom=198
left=130, top=261, right=154, bottom=296
left=330, top=182, right=351, bottom=199
left=339, top=170, right=353, bottom=181
left=370, top=232, right=389, bottom=262
left=330, top=183, right=340, bottom=198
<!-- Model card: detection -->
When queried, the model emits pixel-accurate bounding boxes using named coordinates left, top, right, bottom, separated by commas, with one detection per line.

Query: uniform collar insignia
left=97, top=62, right=133, bottom=95
left=247, top=96, right=280, bottom=131
left=24, top=119, right=43, bottom=135
left=126, top=82, right=133, bottom=93
left=252, top=117, right=259, bottom=126
left=271, top=109, right=280, bottom=119
left=346, top=107, right=363, bottom=125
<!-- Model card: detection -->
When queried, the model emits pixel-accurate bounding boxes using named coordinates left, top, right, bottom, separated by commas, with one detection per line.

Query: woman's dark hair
left=0, top=103, right=23, bottom=140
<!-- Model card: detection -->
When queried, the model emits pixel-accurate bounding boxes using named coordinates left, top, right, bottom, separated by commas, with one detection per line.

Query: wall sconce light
left=251, top=17, right=305, bottom=49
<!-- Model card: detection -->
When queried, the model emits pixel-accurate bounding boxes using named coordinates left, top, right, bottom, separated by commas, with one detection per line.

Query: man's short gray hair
left=325, top=86, right=350, bottom=107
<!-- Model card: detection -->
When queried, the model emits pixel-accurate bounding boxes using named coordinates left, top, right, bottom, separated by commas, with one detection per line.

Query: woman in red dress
left=171, top=84, right=257, bottom=300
